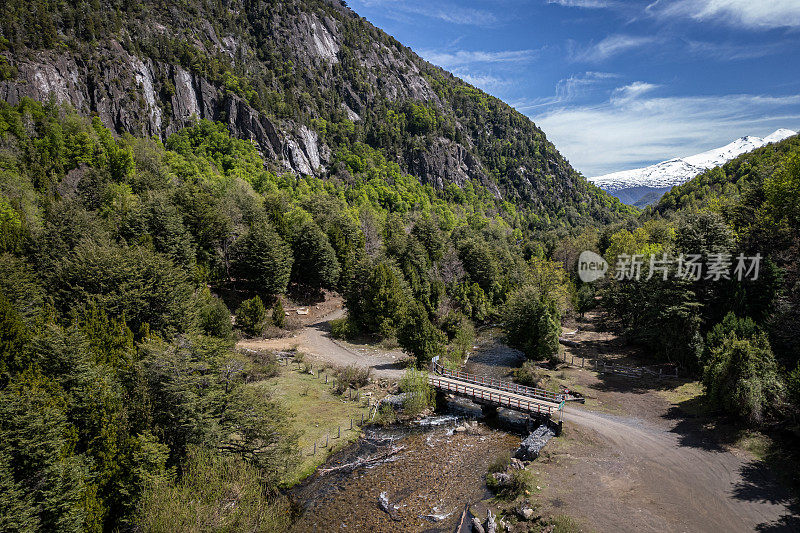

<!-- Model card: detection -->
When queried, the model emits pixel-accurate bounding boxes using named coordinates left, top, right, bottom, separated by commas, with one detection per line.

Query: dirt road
left=247, top=314, right=798, bottom=531
left=237, top=309, right=407, bottom=379
left=555, top=406, right=796, bottom=532
left=466, top=324, right=797, bottom=531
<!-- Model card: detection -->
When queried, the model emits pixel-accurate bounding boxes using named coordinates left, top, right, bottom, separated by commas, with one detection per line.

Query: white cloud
left=420, top=49, right=540, bottom=69
left=532, top=87, right=800, bottom=176
left=453, top=71, right=510, bottom=91
left=511, top=72, right=619, bottom=111
left=571, top=34, right=658, bottom=62
left=647, top=0, right=800, bottom=29
left=611, top=81, right=660, bottom=101
left=548, top=0, right=610, bottom=7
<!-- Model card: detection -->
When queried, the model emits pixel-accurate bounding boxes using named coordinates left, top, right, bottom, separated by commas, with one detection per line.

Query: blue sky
left=347, top=0, right=800, bottom=176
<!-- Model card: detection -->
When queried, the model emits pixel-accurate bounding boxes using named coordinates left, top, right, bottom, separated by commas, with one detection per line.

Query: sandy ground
left=237, top=306, right=408, bottom=380
left=532, top=314, right=799, bottom=532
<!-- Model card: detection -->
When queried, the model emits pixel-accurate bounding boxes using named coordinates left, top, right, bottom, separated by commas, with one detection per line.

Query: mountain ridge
left=590, top=128, right=797, bottom=205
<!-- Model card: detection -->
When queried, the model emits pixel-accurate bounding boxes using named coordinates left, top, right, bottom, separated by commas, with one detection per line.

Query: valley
left=0, top=1, right=799, bottom=532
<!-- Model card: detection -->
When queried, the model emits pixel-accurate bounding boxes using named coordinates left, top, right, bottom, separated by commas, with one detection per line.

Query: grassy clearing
left=254, top=363, right=375, bottom=486
left=656, top=380, right=704, bottom=407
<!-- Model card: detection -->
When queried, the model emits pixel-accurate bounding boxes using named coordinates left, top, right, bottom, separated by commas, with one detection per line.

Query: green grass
left=253, top=364, right=375, bottom=486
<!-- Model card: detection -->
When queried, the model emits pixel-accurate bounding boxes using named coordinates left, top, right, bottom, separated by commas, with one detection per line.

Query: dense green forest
left=582, top=134, right=800, bottom=427
left=0, top=97, right=593, bottom=530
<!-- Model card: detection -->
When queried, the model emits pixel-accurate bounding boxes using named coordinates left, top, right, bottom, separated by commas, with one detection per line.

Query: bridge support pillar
left=480, top=404, right=498, bottom=420
left=434, top=390, right=448, bottom=412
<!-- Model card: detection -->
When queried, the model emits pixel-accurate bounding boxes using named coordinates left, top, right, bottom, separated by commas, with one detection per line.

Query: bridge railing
left=431, top=362, right=563, bottom=403
left=428, top=376, right=562, bottom=416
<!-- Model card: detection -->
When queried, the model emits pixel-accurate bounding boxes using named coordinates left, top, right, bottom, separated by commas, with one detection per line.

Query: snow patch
left=590, top=129, right=797, bottom=192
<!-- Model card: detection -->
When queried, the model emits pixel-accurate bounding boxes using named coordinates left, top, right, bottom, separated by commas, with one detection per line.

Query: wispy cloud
left=548, top=0, right=610, bottom=7
left=357, top=0, right=498, bottom=26
left=571, top=34, right=658, bottom=62
left=611, top=81, right=660, bottom=101
left=420, top=49, right=541, bottom=69
left=453, top=71, right=510, bottom=91
left=685, top=40, right=788, bottom=60
left=647, top=0, right=800, bottom=29
left=511, top=72, right=619, bottom=111
left=533, top=86, right=800, bottom=175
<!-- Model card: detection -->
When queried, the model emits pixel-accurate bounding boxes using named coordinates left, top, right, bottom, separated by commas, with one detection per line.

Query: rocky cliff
left=0, top=0, right=629, bottom=226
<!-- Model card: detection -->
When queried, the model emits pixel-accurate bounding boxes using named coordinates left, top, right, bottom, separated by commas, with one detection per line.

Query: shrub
left=399, top=368, right=434, bottom=416
left=503, top=468, right=535, bottom=500
left=374, top=403, right=397, bottom=427
left=330, top=316, right=358, bottom=339
left=330, top=364, right=372, bottom=394
left=198, top=296, right=232, bottom=339
left=513, top=361, right=542, bottom=388
left=272, top=299, right=286, bottom=329
left=236, top=296, right=267, bottom=337
left=703, top=334, right=783, bottom=425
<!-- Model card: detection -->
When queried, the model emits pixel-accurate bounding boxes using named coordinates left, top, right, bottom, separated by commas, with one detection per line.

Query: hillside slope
left=0, top=0, right=630, bottom=228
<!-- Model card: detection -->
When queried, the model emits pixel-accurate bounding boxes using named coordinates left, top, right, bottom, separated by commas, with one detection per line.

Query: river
left=289, top=330, right=530, bottom=532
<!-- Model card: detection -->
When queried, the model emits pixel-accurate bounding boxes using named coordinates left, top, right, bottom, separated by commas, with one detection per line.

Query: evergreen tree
left=0, top=292, right=29, bottom=383
left=502, top=286, right=561, bottom=362
left=236, top=297, right=267, bottom=337
left=272, top=299, right=286, bottom=329
left=397, top=302, right=445, bottom=367
left=232, top=223, right=293, bottom=295
left=291, top=221, right=340, bottom=291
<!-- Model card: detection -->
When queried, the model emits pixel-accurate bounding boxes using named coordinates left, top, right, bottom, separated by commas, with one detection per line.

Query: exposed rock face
left=0, top=47, right=327, bottom=176
left=407, top=137, right=499, bottom=196
left=0, top=0, right=626, bottom=225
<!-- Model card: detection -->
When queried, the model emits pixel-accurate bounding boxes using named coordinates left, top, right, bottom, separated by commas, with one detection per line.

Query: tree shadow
left=734, top=460, right=800, bottom=532
left=661, top=404, right=728, bottom=452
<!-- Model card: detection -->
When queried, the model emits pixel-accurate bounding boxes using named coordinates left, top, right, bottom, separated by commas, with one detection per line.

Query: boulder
left=515, top=425, right=555, bottom=461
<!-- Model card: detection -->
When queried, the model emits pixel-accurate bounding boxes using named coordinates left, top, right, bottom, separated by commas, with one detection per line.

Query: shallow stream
left=289, top=335, right=530, bottom=533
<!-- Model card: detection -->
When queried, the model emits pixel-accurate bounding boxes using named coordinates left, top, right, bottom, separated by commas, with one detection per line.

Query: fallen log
left=317, top=446, right=404, bottom=474
left=558, top=337, right=580, bottom=347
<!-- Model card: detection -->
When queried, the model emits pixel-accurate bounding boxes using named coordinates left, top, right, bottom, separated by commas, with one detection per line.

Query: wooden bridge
left=429, top=360, right=565, bottom=421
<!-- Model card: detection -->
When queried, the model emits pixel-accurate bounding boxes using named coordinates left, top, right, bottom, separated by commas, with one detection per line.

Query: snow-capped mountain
left=589, top=128, right=797, bottom=206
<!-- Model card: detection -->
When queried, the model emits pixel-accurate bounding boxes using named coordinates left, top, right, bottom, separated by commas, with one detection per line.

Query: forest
left=0, top=0, right=798, bottom=530
left=1, top=94, right=797, bottom=531
left=0, top=97, right=588, bottom=531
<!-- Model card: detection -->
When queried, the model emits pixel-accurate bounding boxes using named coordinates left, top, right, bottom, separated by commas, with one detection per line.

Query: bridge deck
left=429, top=375, right=564, bottom=418
left=431, top=362, right=563, bottom=403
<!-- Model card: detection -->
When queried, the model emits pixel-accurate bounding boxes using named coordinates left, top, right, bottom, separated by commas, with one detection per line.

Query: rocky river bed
left=289, top=332, right=538, bottom=532
left=289, top=412, right=524, bottom=532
